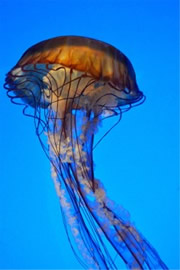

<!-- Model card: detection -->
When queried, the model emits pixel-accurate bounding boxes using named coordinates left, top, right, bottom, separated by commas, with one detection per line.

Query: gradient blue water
left=0, top=0, right=179, bottom=269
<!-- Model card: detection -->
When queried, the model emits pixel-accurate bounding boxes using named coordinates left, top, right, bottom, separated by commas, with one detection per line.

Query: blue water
left=0, top=0, right=179, bottom=269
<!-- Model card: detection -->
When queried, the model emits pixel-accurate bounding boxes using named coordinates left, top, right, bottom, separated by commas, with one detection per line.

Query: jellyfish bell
left=7, top=36, right=142, bottom=110
left=4, top=36, right=168, bottom=270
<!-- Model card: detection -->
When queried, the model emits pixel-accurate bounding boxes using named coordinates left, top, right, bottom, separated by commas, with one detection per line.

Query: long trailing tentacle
left=4, top=64, right=168, bottom=270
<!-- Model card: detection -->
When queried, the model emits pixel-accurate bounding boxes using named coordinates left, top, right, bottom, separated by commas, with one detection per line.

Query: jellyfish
left=4, top=36, right=168, bottom=270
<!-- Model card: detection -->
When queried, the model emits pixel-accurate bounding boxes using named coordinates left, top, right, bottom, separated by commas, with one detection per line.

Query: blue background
left=0, top=0, right=179, bottom=269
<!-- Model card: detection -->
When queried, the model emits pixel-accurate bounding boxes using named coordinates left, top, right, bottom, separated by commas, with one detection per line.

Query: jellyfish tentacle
left=5, top=55, right=168, bottom=270
left=67, top=112, right=144, bottom=268
left=45, top=96, right=157, bottom=270
left=44, top=66, right=167, bottom=269
left=43, top=75, right=117, bottom=269
left=68, top=111, right=168, bottom=270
